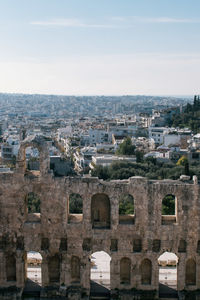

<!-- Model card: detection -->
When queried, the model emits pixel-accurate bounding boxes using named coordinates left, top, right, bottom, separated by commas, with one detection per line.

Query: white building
left=148, top=127, right=169, bottom=145
left=149, top=127, right=191, bottom=147
left=90, top=154, right=136, bottom=169
left=188, top=133, right=200, bottom=150
left=89, top=129, right=111, bottom=145
left=164, top=129, right=191, bottom=148
left=74, top=147, right=96, bottom=172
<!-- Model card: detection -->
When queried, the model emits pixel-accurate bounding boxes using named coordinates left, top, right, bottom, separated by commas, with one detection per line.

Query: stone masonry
left=0, top=136, right=199, bottom=299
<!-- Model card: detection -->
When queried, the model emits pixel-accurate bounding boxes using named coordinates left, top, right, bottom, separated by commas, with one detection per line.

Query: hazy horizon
left=0, top=92, right=194, bottom=98
left=0, top=0, right=200, bottom=95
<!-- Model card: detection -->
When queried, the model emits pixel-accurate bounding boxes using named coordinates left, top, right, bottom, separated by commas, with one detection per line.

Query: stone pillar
left=16, top=160, right=26, bottom=174
left=196, top=255, right=200, bottom=289
left=65, top=254, right=71, bottom=286
left=110, top=195, right=118, bottom=231
left=81, top=254, right=90, bottom=294
left=152, top=257, right=159, bottom=290
left=16, top=251, right=26, bottom=288
left=83, top=194, right=91, bottom=226
left=41, top=255, right=49, bottom=286
left=177, top=255, right=186, bottom=291
left=110, top=256, right=119, bottom=290
left=0, top=251, right=6, bottom=286
left=60, top=253, right=67, bottom=285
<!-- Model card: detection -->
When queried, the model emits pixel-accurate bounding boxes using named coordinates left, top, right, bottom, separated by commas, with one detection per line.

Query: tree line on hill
left=168, top=95, right=200, bottom=133
left=91, top=159, right=197, bottom=181
left=91, top=153, right=200, bottom=181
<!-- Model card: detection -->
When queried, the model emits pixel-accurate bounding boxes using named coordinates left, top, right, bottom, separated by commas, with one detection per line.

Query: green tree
left=176, top=155, right=188, bottom=166
left=136, top=150, right=144, bottom=163
left=116, top=137, right=135, bottom=155
left=119, top=194, right=134, bottom=215
left=91, top=165, right=109, bottom=180
left=176, top=155, right=190, bottom=175
left=162, top=194, right=175, bottom=215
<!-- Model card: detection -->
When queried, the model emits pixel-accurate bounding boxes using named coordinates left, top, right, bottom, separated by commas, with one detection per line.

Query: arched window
left=91, top=193, right=110, bottom=229
left=26, top=192, right=41, bottom=214
left=186, top=259, right=196, bottom=285
left=119, top=194, right=134, bottom=224
left=120, top=257, right=131, bottom=284
left=71, top=256, right=80, bottom=282
left=162, top=194, right=176, bottom=225
left=6, top=254, right=16, bottom=281
left=141, top=259, right=152, bottom=285
left=48, top=255, right=60, bottom=283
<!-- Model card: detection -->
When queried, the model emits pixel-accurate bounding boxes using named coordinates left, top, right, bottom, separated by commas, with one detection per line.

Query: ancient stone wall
left=0, top=137, right=199, bottom=299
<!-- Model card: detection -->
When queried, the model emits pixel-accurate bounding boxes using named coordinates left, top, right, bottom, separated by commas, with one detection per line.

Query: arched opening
left=71, top=256, right=80, bottom=282
left=6, top=253, right=16, bottom=282
left=119, top=193, right=134, bottom=224
left=68, top=193, right=83, bottom=224
left=90, top=251, right=111, bottom=297
left=161, top=194, right=176, bottom=225
left=141, top=259, right=152, bottom=285
left=26, top=251, right=42, bottom=285
left=186, top=258, right=196, bottom=286
left=158, top=252, right=178, bottom=297
left=91, top=193, right=110, bottom=229
left=120, top=257, right=131, bottom=284
left=48, top=254, right=60, bottom=284
left=25, top=146, right=40, bottom=175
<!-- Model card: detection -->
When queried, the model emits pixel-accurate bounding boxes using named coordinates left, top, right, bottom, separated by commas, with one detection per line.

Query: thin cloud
left=30, top=18, right=117, bottom=28
left=30, top=16, right=200, bottom=30
left=133, top=16, right=200, bottom=23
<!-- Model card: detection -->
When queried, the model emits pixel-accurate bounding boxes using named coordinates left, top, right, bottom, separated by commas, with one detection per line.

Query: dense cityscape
left=0, top=93, right=196, bottom=178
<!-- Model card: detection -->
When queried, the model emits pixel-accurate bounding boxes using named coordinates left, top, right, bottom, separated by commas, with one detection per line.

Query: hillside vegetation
left=169, top=95, right=200, bottom=133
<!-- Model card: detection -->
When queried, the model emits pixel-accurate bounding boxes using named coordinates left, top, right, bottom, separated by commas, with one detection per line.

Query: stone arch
left=48, top=254, right=60, bottom=283
left=185, top=258, right=196, bottom=285
left=162, top=194, right=176, bottom=225
left=6, top=253, right=16, bottom=281
left=91, top=193, right=110, bottom=229
left=141, top=258, right=152, bottom=285
left=71, top=256, right=80, bottom=282
left=17, top=136, right=49, bottom=175
left=120, top=257, right=131, bottom=284
left=119, top=193, right=134, bottom=224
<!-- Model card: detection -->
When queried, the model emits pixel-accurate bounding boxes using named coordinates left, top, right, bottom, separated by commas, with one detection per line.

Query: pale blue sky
left=0, top=0, right=200, bottom=95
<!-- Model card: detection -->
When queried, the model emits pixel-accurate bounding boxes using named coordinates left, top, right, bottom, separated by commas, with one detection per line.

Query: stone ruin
left=0, top=136, right=199, bottom=299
